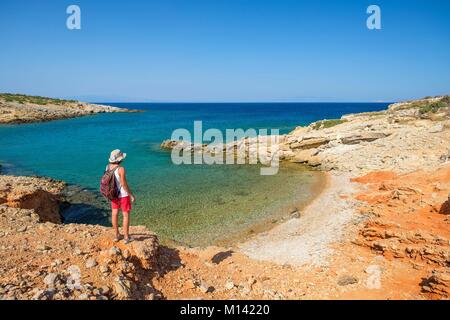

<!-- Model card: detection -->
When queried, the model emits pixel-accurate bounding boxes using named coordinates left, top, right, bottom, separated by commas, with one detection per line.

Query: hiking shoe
left=124, top=237, right=134, bottom=244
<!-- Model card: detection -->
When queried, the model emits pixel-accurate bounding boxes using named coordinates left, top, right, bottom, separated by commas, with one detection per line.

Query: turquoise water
left=0, top=102, right=389, bottom=246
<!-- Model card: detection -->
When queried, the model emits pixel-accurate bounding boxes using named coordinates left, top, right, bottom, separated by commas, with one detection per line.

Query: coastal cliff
left=0, top=93, right=139, bottom=124
left=281, top=95, right=450, bottom=174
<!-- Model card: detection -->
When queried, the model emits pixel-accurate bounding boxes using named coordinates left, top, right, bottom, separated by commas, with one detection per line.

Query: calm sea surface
left=0, top=102, right=390, bottom=246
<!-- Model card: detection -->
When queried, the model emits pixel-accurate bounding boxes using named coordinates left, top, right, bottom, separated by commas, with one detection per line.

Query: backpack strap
left=106, top=164, right=120, bottom=174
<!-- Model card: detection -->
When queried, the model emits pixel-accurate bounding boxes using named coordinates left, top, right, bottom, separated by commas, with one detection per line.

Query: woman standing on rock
left=105, top=149, right=136, bottom=244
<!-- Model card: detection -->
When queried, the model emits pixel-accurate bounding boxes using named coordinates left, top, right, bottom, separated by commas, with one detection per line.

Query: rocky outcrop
left=340, top=132, right=389, bottom=145
left=0, top=175, right=65, bottom=223
left=0, top=175, right=159, bottom=300
left=289, top=136, right=330, bottom=149
left=160, top=140, right=182, bottom=150
left=351, top=166, right=450, bottom=299
left=161, top=95, right=450, bottom=176
left=0, top=97, right=141, bottom=124
left=422, top=270, right=450, bottom=298
left=281, top=96, right=450, bottom=174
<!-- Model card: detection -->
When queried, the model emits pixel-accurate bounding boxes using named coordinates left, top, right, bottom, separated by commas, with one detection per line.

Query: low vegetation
left=398, top=95, right=450, bottom=115
left=417, top=101, right=448, bottom=115
left=311, top=119, right=347, bottom=130
left=442, top=94, right=450, bottom=104
left=354, top=110, right=386, bottom=117
left=0, top=93, right=77, bottom=105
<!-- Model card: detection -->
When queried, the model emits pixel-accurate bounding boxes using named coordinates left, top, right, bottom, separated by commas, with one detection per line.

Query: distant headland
left=0, top=93, right=141, bottom=124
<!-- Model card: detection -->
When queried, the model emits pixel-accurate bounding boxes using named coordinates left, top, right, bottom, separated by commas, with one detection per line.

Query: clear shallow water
left=0, top=102, right=390, bottom=246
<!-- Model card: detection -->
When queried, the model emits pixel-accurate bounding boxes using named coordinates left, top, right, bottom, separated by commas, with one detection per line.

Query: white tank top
left=107, top=165, right=129, bottom=198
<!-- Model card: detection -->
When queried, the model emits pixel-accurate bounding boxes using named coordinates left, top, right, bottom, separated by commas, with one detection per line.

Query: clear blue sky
left=0, top=0, right=449, bottom=102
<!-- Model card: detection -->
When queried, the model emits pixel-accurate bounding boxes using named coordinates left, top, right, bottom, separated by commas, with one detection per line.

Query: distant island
left=0, top=93, right=140, bottom=124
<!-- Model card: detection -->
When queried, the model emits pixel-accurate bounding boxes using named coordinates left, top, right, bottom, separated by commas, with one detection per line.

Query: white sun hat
left=109, top=149, right=127, bottom=163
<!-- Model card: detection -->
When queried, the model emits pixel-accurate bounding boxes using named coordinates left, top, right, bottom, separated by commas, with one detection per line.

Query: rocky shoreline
left=161, top=95, right=450, bottom=175
left=1, top=95, right=449, bottom=300
left=0, top=94, right=140, bottom=124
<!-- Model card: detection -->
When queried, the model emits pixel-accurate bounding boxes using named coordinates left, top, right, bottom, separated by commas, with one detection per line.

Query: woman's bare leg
left=112, top=208, right=120, bottom=238
left=122, top=211, right=130, bottom=240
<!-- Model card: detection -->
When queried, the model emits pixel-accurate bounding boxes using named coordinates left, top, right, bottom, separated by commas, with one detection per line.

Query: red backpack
left=100, top=167, right=119, bottom=200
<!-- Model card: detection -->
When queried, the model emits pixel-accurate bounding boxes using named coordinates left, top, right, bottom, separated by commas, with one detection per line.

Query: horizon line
left=90, top=100, right=396, bottom=104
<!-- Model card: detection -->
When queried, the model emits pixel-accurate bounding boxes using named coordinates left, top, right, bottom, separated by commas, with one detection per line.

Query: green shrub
left=357, top=110, right=385, bottom=117
left=441, top=95, right=450, bottom=104
left=0, top=93, right=77, bottom=105
left=311, top=119, right=347, bottom=130
left=418, top=101, right=447, bottom=115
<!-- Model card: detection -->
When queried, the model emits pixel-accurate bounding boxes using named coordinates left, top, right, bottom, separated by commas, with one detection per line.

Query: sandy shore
left=214, top=167, right=328, bottom=248
left=238, top=173, right=361, bottom=266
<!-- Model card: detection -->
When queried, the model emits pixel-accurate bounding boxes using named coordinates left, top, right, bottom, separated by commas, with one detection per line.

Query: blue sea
left=0, top=102, right=390, bottom=246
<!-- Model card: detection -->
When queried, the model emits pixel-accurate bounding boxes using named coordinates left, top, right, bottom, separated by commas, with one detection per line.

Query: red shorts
left=111, top=196, right=132, bottom=212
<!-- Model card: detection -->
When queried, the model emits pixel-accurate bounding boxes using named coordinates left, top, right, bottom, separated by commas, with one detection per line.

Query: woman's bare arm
left=118, top=167, right=135, bottom=202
